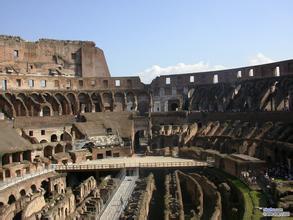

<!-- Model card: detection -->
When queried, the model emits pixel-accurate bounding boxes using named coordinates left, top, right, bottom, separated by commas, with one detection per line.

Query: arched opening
left=168, top=99, right=180, bottom=111
left=2, top=154, right=10, bottom=165
left=91, top=93, right=102, bottom=112
left=41, top=180, right=50, bottom=198
left=14, top=99, right=27, bottom=116
left=40, top=139, right=47, bottom=143
left=134, top=130, right=146, bottom=154
left=102, top=93, right=113, bottom=112
left=55, top=144, right=64, bottom=153
left=20, top=189, right=26, bottom=197
left=67, top=93, right=78, bottom=114
left=0, top=94, right=14, bottom=118
left=5, top=169, right=11, bottom=178
left=54, top=184, right=59, bottom=193
left=60, top=132, right=72, bottom=141
left=43, top=93, right=60, bottom=116
left=51, top=134, right=58, bottom=142
left=137, top=93, right=149, bottom=116
left=44, top=146, right=53, bottom=157
left=106, top=128, right=113, bottom=135
left=23, top=150, right=31, bottom=161
left=18, top=93, right=37, bottom=117
left=8, top=194, right=16, bottom=205
left=114, top=93, right=125, bottom=111
left=171, top=103, right=178, bottom=111
left=42, top=106, right=51, bottom=117
left=126, top=92, right=135, bottom=111
left=12, top=152, right=21, bottom=162
left=78, top=93, right=92, bottom=113
left=97, top=154, right=103, bottom=159
left=55, top=93, right=71, bottom=115
left=31, top=184, right=37, bottom=193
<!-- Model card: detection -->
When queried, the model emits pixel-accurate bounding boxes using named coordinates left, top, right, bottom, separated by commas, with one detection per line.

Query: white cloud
left=134, top=61, right=225, bottom=83
left=249, top=53, right=274, bottom=66
left=133, top=53, right=274, bottom=84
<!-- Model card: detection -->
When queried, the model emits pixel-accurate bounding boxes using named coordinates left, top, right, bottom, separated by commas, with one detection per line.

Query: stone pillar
left=19, top=152, right=23, bottom=162
left=9, top=154, right=12, bottom=164
left=72, top=131, right=76, bottom=141
left=81, top=104, right=85, bottom=113
left=164, top=100, right=168, bottom=112
left=39, top=108, right=43, bottom=117
left=134, top=95, right=138, bottom=111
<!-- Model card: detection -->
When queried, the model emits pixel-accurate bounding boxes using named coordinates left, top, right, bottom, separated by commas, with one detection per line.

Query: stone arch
left=114, top=92, right=125, bottom=111
left=91, top=93, right=102, bottom=112
left=60, top=131, right=72, bottom=141
left=18, top=93, right=40, bottom=116
left=190, top=87, right=204, bottom=111
left=67, top=93, right=79, bottom=114
left=168, top=99, right=180, bottom=111
left=2, top=154, right=11, bottom=165
left=55, top=93, right=72, bottom=115
left=41, top=180, right=50, bottom=197
left=44, top=145, right=54, bottom=157
left=126, top=92, right=136, bottom=111
left=14, top=98, right=28, bottom=116
left=137, top=92, right=150, bottom=115
left=78, top=93, right=92, bottom=113
left=30, top=93, right=45, bottom=103
left=0, top=94, right=15, bottom=118
left=55, top=144, right=64, bottom=153
left=102, top=92, right=113, bottom=111
left=20, top=189, right=26, bottom=197
left=134, top=130, right=146, bottom=153
left=4, top=93, right=28, bottom=116
left=31, top=184, right=37, bottom=193
left=51, top=134, right=58, bottom=142
left=170, top=102, right=179, bottom=111
left=43, top=93, right=62, bottom=116
left=42, top=105, right=52, bottom=117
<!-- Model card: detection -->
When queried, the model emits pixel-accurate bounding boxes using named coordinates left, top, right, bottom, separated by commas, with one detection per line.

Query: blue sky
left=1, top=0, right=292, bottom=82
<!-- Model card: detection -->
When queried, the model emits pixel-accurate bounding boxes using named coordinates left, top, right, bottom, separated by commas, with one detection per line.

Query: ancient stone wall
left=176, top=170, right=204, bottom=219
left=0, top=35, right=110, bottom=78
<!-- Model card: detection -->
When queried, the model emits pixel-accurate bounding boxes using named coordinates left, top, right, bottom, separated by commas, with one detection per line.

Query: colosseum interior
left=0, top=35, right=292, bottom=219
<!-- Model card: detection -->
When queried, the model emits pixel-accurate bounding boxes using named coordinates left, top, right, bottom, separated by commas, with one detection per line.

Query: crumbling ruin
left=0, top=35, right=292, bottom=219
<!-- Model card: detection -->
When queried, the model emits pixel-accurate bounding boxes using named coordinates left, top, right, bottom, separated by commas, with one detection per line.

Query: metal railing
left=98, top=176, right=138, bottom=220
left=51, top=160, right=207, bottom=171
left=0, top=167, right=55, bottom=191
left=95, top=169, right=127, bottom=220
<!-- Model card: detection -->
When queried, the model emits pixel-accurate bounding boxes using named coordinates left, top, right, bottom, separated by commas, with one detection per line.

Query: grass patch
left=206, top=168, right=268, bottom=220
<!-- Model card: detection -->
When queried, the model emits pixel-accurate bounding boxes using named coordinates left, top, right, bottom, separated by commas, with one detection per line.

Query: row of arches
left=189, top=77, right=293, bottom=112
left=0, top=91, right=150, bottom=118
left=39, top=132, right=72, bottom=144
left=0, top=184, right=40, bottom=208
left=43, top=143, right=73, bottom=157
